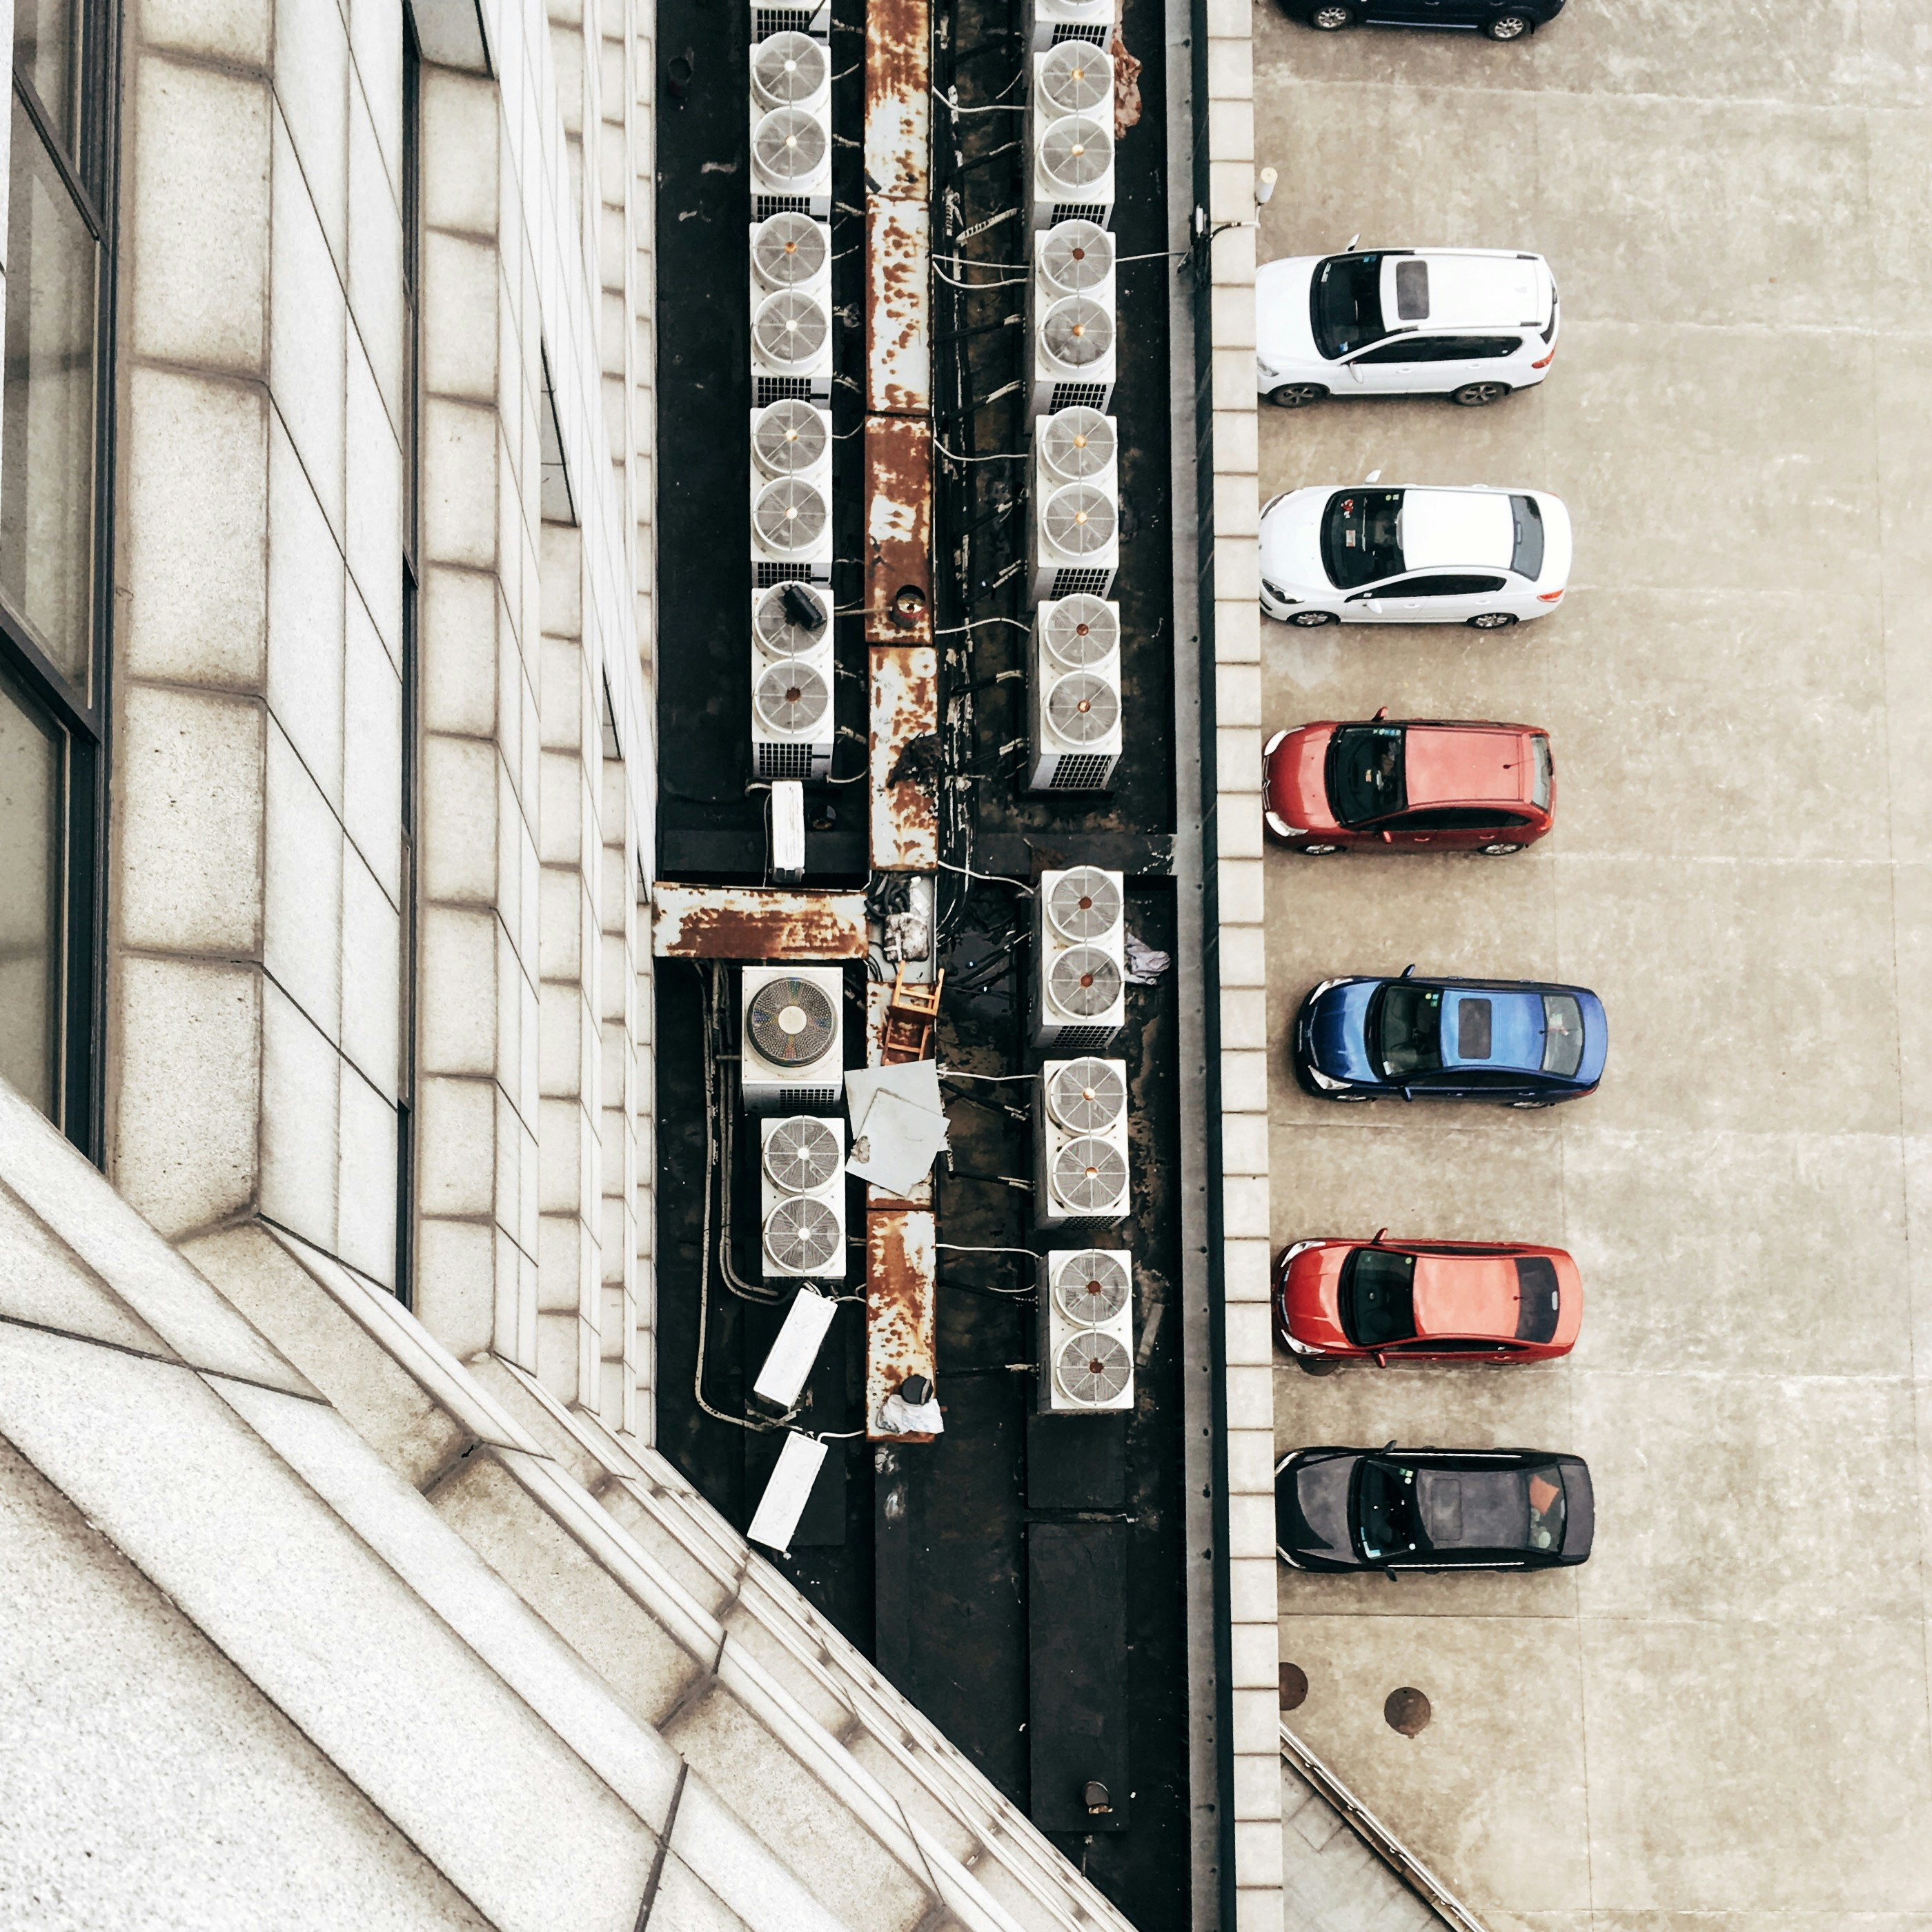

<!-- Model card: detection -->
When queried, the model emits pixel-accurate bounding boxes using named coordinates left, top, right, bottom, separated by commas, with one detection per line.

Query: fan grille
left=764, top=1115, right=842, bottom=1193
left=751, top=210, right=829, bottom=288
left=751, top=30, right=827, bottom=107
left=753, top=477, right=829, bottom=555
left=1046, top=671, right=1119, bottom=746
left=1051, top=1137, right=1128, bottom=1216
left=1038, top=39, right=1113, bottom=115
left=754, top=580, right=831, bottom=658
left=1038, top=406, right=1116, bottom=482
left=1052, top=1249, right=1131, bottom=1324
left=755, top=660, right=831, bottom=735
left=752, top=106, right=828, bottom=184
left=1042, top=593, right=1118, bottom=669
left=1041, top=482, right=1116, bottom=560
left=1054, top=1329, right=1131, bottom=1403
left=752, top=398, right=828, bottom=477
left=752, top=289, right=829, bottom=370
left=1046, top=866, right=1122, bottom=942
left=1048, top=947, right=1123, bottom=1018
left=1038, top=218, right=1114, bottom=295
left=1045, top=1058, right=1126, bottom=1132
left=764, top=1196, right=842, bottom=1276
left=747, top=975, right=838, bottom=1066
left=1036, top=115, right=1112, bottom=195
left=1038, top=296, right=1113, bottom=373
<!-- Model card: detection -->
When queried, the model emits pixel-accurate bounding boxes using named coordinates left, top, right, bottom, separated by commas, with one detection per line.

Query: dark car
left=1294, top=967, right=1606, bottom=1106
left=1283, top=0, right=1563, bottom=41
left=1275, top=1446, right=1594, bottom=1573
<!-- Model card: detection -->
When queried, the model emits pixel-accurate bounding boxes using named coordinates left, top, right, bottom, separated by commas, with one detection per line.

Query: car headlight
left=1265, top=811, right=1308, bottom=839
left=1261, top=580, right=1299, bottom=605
left=1305, top=1065, right=1348, bottom=1092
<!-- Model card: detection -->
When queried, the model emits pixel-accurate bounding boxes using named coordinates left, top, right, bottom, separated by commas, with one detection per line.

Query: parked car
left=1264, top=712, right=1554, bottom=854
left=1293, top=967, right=1606, bottom=1105
left=1259, top=485, right=1570, bottom=629
left=1279, top=0, right=1564, bottom=43
left=1256, top=248, right=1559, bottom=409
left=1275, top=1446, right=1595, bottom=1573
left=1274, top=1235, right=1582, bottom=1362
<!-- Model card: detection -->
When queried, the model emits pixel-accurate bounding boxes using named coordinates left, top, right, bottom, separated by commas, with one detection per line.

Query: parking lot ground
left=1254, top=5, right=1932, bottom=1924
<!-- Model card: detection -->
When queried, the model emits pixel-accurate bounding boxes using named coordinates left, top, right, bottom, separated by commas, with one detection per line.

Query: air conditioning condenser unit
left=1037, top=1246, right=1134, bottom=1412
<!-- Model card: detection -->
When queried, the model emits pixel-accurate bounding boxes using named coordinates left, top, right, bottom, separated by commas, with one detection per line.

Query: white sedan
left=1256, top=247, right=1559, bottom=409
left=1259, top=484, right=1572, bottom=629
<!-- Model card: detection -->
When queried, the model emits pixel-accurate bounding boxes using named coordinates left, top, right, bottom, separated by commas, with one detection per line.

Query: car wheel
left=1484, top=12, right=1533, bottom=37
left=1450, top=380, right=1512, bottom=406
left=1297, top=842, right=1343, bottom=856
left=1296, top=1354, right=1346, bottom=1377
left=1328, top=1090, right=1374, bottom=1103
left=1290, top=609, right=1339, bottom=627
left=1478, top=841, right=1524, bottom=856
left=1307, top=3, right=1357, bottom=27
left=1509, top=1098, right=1552, bottom=1110
left=1267, top=383, right=1329, bottom=408
left=1467, top=611, right=1519, bottom=630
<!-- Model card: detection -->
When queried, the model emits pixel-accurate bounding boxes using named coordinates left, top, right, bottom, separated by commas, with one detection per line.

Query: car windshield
left=1510, top=495, right=1544, bottom=580
left=1514, top=1256, right=1561, bottom=1342
left=1321, top=489, right=1404, bottom=591
left=1355, top=1460, right=1425, bottom=1562
left=1372, top=982, right=1443, bottom=1078
left=1310, top=252, right=1386, bottom=359
left=1339, top=1248, right=1417, bottom=1347
left=1526, top=1463, right=1567, bottom=1553
left=1328, top=724, right=1406, bottom=825
left=1541, top=994, right=1585, bottom=1077
left=1530, top=733, right=1552, bottom=810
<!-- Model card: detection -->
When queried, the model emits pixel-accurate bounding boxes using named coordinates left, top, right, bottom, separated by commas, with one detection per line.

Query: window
left=1514, top=1256, right=1561, bottom=1343
left=1371, top=981, right=1443, bottom=1078
left=1338, top=1247, right=1416, bottom=1348
left=1388, top=806, right=1531, bottom=831
left=1392, top=257, right=1428, bottom=321
left=2, top=4, right=112, bottom=1147
left=1309, top=253, right=1386, bottom=359
left=1349, top=336, right=1428, bottom=366
left=1350, top=335, right=1519, bottom=366
left=1530, top=733, right=1553, bottom=811
left=1510, top=494, right=1545, bottom=580
left=1393, top=575, right=1507, bottom=598
left=1541, top=994, right=1586, bottom=1078
left=1455, top=998, right=1493, bottom=1061
left=1326, top=724, right=1406, bottom=825
left=1321, top=489, right=1404, bottom=590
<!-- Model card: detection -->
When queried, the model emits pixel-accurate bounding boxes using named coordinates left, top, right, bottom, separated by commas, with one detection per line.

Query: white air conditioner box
left=747, top=1429, right=829, bottom=1552
left=1037, top=1246, right=1134, bottom=1413
left=750, top=461, right=833, bottom=591
left=751, top=650, right=836, bottom=779
left=1027, top=591, right=1121, bottom=792
left=1031, top=288, right=1116, bottom=419
left=1035, top=218, right=1116, bottom=308
left=751, top=397, right=832, bottom=488
left=1031, top=111, right=1114, bottom=233
left=751, top=210, right=832, bottom=298
left=1033, top=1056, right=1131, bottom=1229
left=759, top=1112, right=847, bottom=1283
left=749, top=39, right=831, bottom=216
left=753, top=1284, right=840, bottom=1406
left=741, top=965, right=845, bottom=1110
left=751, top=578, right=834, bottom=665
left=1027, top=0, right=1113, bottom=52
left=1033, top=865, right=1125, bottom=1048
left=1032, top=41, right=1112, bottom=145
left=1029, top=471, right=1118, bottom=604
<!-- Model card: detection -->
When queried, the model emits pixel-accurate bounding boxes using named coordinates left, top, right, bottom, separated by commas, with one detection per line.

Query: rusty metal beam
left=864, top=0, right=929, bottom=199
left=650, top=887, right=869, bottom=960
left=864, top=416, right=934, bottom=641
left=866, top=1208, right=938, bottom=1442
left=866, top=199, right=931, bottom=417
left=869, top=645, right=939, bottom=873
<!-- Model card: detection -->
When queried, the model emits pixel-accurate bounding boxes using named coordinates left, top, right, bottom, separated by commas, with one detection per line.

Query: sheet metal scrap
left=863, top=417, right=934, bottom=640
left=865, top=982, right=934, bottom=1208
left=864, top=0, right=929, bottom=198
left=866, top=1207, right=938, bottom=1442
left=868, top=643, right=939, bottom=869
left=866, top=199, right=931, bottom=417
left=650, top=887, right=869, bottom=960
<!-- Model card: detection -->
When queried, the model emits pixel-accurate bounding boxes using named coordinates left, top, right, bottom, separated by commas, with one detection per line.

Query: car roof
left=1439, top=985, right=1546, bottom=1073
left=1402, top=726, right=1532, bottom=809
left=1381, top=251, right=1550, bottom=333
left=1412, top=1251, right=1524, bottom=1339
left=1398, top=489, right=1515, bottom=572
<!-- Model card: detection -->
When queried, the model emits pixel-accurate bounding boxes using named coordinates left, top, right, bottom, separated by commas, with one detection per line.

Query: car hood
left=1281, top=1452, right=1357, bottom=1561
left=1255, top=257, right=1322, bottom=369
left=1265, top=726, right=1337, bottom=831
left=1399, top=490, right=1516, bottom=573
left=1282, top=1244, right=1350, bottom=1348
left=1559, top=1457, right=1595, bottom=1560
left=1259, top=489, right=1330, bottom=592
left=1304, top=980, right=1380, bottom=1083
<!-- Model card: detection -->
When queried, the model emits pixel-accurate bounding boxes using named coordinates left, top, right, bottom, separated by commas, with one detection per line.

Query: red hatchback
left=1274, top=1236, right=1583, bottom=1364
left=1264, top=713, right=1554, bottom=855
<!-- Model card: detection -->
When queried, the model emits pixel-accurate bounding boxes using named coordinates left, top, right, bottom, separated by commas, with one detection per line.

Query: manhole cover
left=1278, top=1664, right=1308, bottom=1711
left=1384, top=1686, right=1430, bottom=1737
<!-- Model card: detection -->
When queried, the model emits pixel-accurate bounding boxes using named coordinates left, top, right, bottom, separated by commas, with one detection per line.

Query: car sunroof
left=1457, top=998, right=1492, bottom=1060
left=1394, top=258, right=1430, bottom=322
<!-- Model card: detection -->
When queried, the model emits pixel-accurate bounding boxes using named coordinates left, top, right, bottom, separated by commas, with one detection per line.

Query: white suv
left=1256, top=247, right=1559, bottom=408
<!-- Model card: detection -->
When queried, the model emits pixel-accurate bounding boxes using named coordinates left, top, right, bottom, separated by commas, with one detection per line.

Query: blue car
left=1294, top=967, right=1606, bottom=1107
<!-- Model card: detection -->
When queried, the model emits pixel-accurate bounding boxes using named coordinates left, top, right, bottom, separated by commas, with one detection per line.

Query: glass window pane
left=0, top=664, right=62, bottom=1118
left=3, top=96, right=97, bottom=695
left=12, top=0, right=77, bottom=155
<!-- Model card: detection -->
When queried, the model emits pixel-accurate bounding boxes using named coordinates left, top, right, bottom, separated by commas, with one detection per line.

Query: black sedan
left=1281, top=0, right=1562, bottom=41
left=1275, top=1446, right=1594, bottom=1573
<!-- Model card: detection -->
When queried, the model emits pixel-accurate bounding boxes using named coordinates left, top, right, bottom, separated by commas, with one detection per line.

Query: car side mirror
left=1399, top=963, right=1415, bottom=978
left=1400, top=1087, right=1414, bottom=1103
left=1374, top=1350, right=1388, bottom=1367
left=1372, top=707, right=1388, bottom=722
left=1384, top=1567, right=1399, bottom=1584
left=1379, top=830, right=1394, bottom=844
left=1371, top=1226, right=1388, bottom=1245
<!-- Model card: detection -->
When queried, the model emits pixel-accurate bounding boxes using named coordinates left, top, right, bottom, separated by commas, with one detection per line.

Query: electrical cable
left=936, top=856, right=1033, bottom=893
left=937, top=1242, right=1041, bottom=1259
left=940, top=1068, right=1036, bottom=1081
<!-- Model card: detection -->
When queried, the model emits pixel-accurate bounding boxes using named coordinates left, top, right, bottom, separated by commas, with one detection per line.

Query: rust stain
left=864, top=0, right=929, bottom=198
left=866, top=199, right=931, bottom=417
left=864, top=416, right=933, bottom=641
left=867, top=1208, right=937, bottom=1441
left=650, top=887, right=869, bottom=960
left=869, top=644, right=939, bottom=871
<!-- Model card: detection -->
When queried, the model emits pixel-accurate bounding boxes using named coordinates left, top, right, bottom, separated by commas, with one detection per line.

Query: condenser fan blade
left=1046, top=866, right=1122, bottom=941
left=1052, top=1250, right=1131, bottom=1325
left=1056, top=1330, right=1130, bottom=1405
left=1039, top=219, right=1115, bottom=295
left=1043, top=594, right=1118, bottom=669
left=1053, top=1138, right=1128, bottom=1214
left=752, top=211, right=827, bottom=288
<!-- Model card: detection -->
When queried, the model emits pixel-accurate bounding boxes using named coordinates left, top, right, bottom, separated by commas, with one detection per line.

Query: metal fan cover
left=755, top=581, right=831, bottom=658
left=751, top=211, right=828, bottom=289
left=1041, top=482, right=1116, bottom=559
left=1048, top=947, right=1123, bottom=1018
left=1046, top=865, right=1122, bottom=942
left=755, top=660, right=831, bottom=733
left=1052, top=1249, right=1132, bottom=1324
left=753, top=106, right=828, bottom=184
left=1039, top=40, right=1114, bottom=115
left=1054, top=1330, right=1131, bottom=1404
left=764, top=1116, right=842, bottom=1193
left=1038, top=296, right=1113, bottom=373
left=1039, top=219, right=1115, bottom=295
left=752, top=398, right=828, bottom=477
left=764, top=1196, right=842, bottom=1276
left=751, top=31, right=827, bottom=108
left=1046, top=671, right=1119, bottom=746
left=1046, top=1058, right=1127, bottom=1133
left=746, top=975, right=838, bottom=1066
left=1039, top=406, right=1115, bottom=482
left=1052, top=1137, right=1128, bottom=1214
left=1036, top=114, right=1112, bottom=194
left=1043, top=594, right=1118, bottom=669
left=752, top=289, right=829, bottom=369
left=753, top=477, right=829, bottom=555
